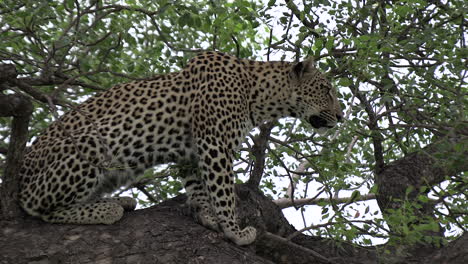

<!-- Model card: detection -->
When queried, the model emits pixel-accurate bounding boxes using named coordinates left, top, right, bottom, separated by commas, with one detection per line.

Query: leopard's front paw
left=224, top=226, right=257, bottom=246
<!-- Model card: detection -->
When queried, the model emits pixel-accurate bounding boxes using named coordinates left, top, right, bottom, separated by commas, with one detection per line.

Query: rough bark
left=427, top=232, right=468, bottom=263
left=0, top=65, right=33, bottom=220
left=247, top=122, right=275, bottom=187
left=1, top=184, right=466, bottom=264
left=375, top=123, right=467, bottom=248
left=376, top=123, right=467, bottom=212
left=0, top=195, right=271, bottom=264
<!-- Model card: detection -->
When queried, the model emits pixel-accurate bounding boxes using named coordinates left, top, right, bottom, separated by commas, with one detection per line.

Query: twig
left=345, top=135, right=358, bottom=162
left=266, top=25, right=273, bottom=61
left=274, top=193, right=376, bottom=209
left=135, top=185, right=158, bottom=204
left=262, top=231, right=335, bottom=263
left=231, top=35, right=240, bottom=58
left=284, top=0, right=320, bottom=38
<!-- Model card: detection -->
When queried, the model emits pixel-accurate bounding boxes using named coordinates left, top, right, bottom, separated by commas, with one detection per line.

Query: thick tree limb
left=0, top=198, right=272, bottom=264
left=0, top=65, right=33, bottom=220
left=1, top=184, right=465, bottom=263
left=426, top=232, right=468, bottom=263
left=375, top=122, right=467, bottom=251
left=247, top=122, right=275, bottom=187
left=0, top=185, right=370, bottom=264
left=376, top=123, right=467, bottom=212
left=0, top=110, right=31, bottom=220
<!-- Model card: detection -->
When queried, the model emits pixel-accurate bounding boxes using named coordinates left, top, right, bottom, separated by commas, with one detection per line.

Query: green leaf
left=405, top=186, right=414, bottom=196
left=417, top=195, right=429, bottom=203
left=339, top=78, right=352, bottom=87
left=350, top=190, right=361, bottom=201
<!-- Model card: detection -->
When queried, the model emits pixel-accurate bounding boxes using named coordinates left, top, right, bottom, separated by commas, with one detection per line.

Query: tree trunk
left=0, top=65, right=33, bottom=221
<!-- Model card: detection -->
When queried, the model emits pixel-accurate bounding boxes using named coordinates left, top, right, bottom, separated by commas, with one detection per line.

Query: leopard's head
left=288, top=58, right=343, bottom=131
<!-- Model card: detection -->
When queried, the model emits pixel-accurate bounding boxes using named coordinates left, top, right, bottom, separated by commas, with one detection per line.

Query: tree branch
left=284, top=0, right=320, bottom=38
left=274, top=193, right=376, bottom=209
left=0, top=65, right=33, bottom=220
left=376, top=123, right=467, bottom=209
left=375, top=122, right=467, bottom=246
left=247, top=121, right=275, bottom=187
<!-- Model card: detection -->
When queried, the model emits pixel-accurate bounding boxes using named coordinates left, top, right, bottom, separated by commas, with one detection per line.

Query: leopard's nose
left=336, top=113, right=343, bottom=122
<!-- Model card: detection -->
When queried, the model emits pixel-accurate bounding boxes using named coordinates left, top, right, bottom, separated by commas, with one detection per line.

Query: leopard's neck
left=245, top=59, right=296, bottom=126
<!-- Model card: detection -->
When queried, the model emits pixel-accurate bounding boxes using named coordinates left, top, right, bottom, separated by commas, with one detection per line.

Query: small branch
left=152, top=21, right=206, bottom=53
left=345, top=135, right=358, bottom=162
left=247, top=121, right=275, bottom=187
left=285, top=161, right=308, bottom=199
left=261, top=232, right=335, bottom=264
left=274, top=193, right=376, bottom=209
left=266, top=25, right=273, bottom=61
left=12, top=79, right=68, bottom=107
left=351, top=84, right=385, bottom=173
left=135, top=185, right=158, bottom=204
left=284, top=0, right=320, bottom=38
left=231, top=35, right=240, bottom=58
left=287, top=218, right=391, bottom=241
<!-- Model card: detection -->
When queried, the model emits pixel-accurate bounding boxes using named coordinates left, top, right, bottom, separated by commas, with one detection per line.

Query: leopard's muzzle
left=309, top=111, right=342, bottom=129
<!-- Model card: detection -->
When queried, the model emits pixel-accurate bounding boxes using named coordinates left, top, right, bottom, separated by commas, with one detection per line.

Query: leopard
left=18, top=51, right=343, bottom=246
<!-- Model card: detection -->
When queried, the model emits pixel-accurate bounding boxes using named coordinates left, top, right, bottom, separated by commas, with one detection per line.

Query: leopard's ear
left=290, top=58, right=316, bottom=81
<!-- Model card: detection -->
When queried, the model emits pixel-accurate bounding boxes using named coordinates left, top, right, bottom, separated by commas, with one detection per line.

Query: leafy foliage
left=1, top=0, right=466, bottom=253
left=258, top=0, right=467, bottom=248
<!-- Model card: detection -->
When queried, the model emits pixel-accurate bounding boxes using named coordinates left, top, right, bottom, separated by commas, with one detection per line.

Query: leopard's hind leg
left=97, top=197, right=137, bottom=211
left=41, top=202, right=124, bottom=225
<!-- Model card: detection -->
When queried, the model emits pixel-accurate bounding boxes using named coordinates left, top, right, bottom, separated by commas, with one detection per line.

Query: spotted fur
left=18, top=51, right=343, bottom=245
